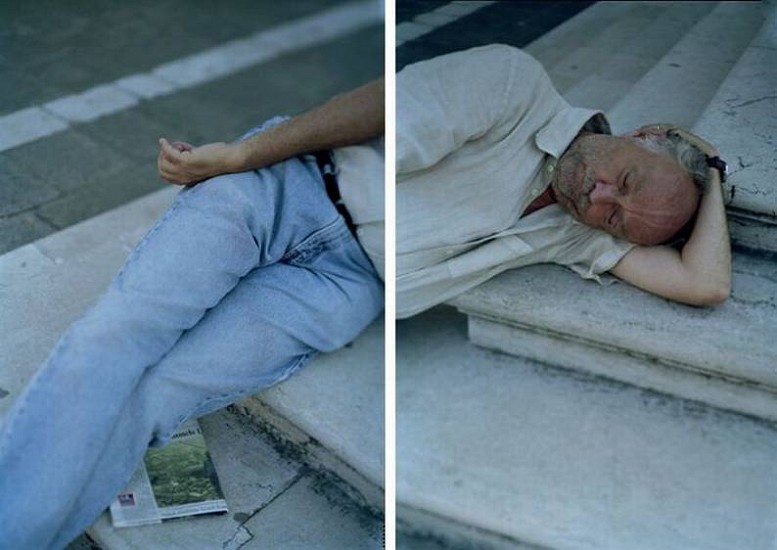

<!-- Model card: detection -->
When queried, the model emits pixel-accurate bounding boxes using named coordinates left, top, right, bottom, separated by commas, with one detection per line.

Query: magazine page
left=110, top=419, right=228, bottom=528
left=109, top=461, right=163, bottom=528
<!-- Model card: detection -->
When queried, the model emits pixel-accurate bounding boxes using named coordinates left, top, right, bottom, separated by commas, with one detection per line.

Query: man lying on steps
left=394, top=44, right=730, bottom=317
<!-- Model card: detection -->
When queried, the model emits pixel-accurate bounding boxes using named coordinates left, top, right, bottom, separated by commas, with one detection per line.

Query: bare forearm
left=231, top=78, right=385, bottom=171
left=680, top=169, right=731, bottom=301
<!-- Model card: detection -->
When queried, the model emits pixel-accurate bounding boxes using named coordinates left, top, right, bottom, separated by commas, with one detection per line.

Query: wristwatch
left=706, top=156, right=728, bottom=183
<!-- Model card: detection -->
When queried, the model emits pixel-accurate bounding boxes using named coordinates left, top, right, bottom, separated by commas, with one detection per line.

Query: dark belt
left=314, top=150, right=357, bottom=235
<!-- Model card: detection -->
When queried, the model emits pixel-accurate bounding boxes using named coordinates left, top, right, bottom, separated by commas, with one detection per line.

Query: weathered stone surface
left=607, top=1, right=767, bottom=132
left=450, top=253, right=777, bottom=420
left=694, top=15, right=777, bottom=219
left=397, top=306, right=777, bottom=550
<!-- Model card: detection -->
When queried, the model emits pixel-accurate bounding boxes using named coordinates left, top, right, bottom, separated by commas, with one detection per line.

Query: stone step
left=546, top=2, right=716, bottom=110
left=450, top=248, right=777, bottom=422
left=0, top=187, right=384, bottom=535
left=605, top=1, right=768, bottom=133
left=397, top=306, right=777, bottom=550
left=233, top=316, right=384, bottom=512
left=88, top=407, right=382, bottom=549
left=692, top=4, right=777, bottom=252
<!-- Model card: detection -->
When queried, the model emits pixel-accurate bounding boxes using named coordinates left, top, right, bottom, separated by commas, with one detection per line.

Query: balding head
left=551, top=132, right=702, bottom=245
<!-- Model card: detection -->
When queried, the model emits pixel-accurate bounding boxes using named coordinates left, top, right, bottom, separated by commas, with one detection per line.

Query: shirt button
left=530, top=189, right=538, bottom=197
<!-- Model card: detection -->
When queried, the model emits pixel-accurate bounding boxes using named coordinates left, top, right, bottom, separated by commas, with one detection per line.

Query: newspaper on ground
left=109, top=419, right=228, bottom=528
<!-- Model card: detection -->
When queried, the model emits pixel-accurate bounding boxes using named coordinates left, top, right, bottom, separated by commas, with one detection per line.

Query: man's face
left=551, top=134, right=699, bottom=245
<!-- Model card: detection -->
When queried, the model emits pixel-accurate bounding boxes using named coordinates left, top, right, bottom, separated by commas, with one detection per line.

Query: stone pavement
left=0, top=0, right=383, bottom=255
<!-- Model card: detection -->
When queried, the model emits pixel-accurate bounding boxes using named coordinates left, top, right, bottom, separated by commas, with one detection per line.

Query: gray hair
left=635, top=132, right=710, bottom=193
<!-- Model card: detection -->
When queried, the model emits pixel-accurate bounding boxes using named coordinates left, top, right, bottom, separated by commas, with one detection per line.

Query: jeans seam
left=282, top=216, right=353, bottom=266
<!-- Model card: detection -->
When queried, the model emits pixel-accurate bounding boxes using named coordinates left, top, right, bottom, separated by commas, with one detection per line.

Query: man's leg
left=0, top=149, right=366, bottom=547
left=50, top=240, right=382, bottom=547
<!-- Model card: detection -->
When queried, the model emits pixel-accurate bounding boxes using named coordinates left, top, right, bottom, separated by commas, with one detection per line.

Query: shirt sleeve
left=396, top=44, right=548, bottom=175
left=557, top=228, right=637, bottom=285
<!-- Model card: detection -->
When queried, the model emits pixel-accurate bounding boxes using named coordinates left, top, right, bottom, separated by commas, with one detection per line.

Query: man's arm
left=610, top=167, right=731, bottom=305
left=158, top=78, right=384, bottom=185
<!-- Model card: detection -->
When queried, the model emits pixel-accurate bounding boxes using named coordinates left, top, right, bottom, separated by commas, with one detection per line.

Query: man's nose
left=589, top=181, right=616, bottom=204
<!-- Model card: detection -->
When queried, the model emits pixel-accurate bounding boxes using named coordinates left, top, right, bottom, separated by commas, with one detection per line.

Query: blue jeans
left=0, top=118, right=384, bottom=549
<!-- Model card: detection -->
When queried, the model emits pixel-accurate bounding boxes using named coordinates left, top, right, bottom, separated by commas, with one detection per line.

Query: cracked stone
left=222, top=524, right=254, bottom=550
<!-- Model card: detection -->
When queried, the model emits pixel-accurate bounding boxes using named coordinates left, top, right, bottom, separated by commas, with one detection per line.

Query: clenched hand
left=157, top=138, right=240, bottom=186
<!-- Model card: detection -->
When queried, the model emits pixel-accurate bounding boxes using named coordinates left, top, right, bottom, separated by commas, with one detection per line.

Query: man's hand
left=157, top=138, right=241, bottom=186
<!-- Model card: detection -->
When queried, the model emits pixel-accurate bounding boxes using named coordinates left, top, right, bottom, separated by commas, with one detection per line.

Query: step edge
left=231, top=397, right=384, bottom=515
left=450, top=298, right=777, bottom=393
left=397, top=500, right=551, bottom=550
left=467, top=315, right=777, bottom=424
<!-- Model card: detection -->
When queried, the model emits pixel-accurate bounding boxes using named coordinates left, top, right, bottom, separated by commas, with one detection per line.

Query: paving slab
left=2, top=129, right=136, bottom=194
left=0, top=0, right=346, bottom=114
left=239, top=474, right=382, bottom=549
left=397, top=306, right=777, bottom=550
left=34, top=163, right=167, bottom=230
left=0, top=211, right=57, bottom=255
left=0, top=159, right=61, bottom=216
left=526, top=2, right=714, bottom=106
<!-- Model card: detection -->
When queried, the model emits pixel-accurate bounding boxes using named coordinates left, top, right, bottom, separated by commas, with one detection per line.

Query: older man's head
left=551, top=129, right=708, bottom=245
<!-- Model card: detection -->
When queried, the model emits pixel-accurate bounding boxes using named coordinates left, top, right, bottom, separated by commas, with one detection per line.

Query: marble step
left=692, top=4, right=777, bottom=252
left=397, top=306, right=777, bottom=550
left=449, top=249, right=777, bottom=423
left=544, top=2, right=716, bottom=111
left=0, top=186, right=384, bottom=527
left=605, top=0, right=768, bottom=133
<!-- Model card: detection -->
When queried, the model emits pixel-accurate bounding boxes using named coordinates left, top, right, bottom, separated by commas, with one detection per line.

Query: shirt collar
left=534, top=106, right=611, bottom=159
left=535, top=106, right=611, bottom=185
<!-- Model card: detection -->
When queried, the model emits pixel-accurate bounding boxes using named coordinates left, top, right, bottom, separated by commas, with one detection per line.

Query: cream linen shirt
left=332, top=137, right=385, bottom=279
left=396, top=44, right=635, bottom=318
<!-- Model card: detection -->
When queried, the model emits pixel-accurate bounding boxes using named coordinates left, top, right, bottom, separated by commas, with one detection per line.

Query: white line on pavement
left=0, top=0, right=381, bottom=153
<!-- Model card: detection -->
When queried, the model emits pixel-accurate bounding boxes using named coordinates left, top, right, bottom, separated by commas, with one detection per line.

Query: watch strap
left=706, top=156, right=727, bottom=183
